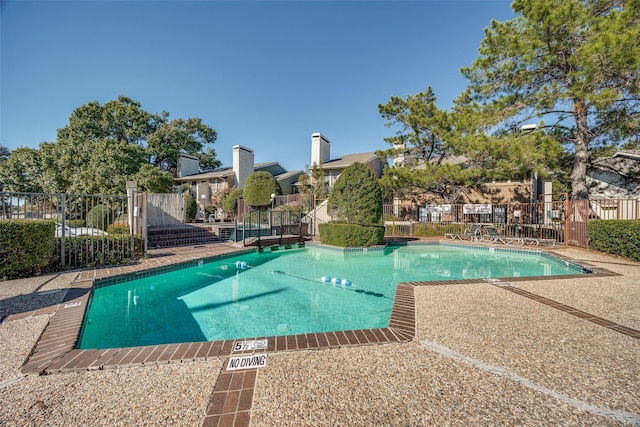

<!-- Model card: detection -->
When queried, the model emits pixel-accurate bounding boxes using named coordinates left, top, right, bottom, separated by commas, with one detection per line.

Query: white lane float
left=320, top=276, right=352, bottom=287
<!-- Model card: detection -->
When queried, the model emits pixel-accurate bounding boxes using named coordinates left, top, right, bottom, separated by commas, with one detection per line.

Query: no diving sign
left=227, top=354, right=268, bottom=371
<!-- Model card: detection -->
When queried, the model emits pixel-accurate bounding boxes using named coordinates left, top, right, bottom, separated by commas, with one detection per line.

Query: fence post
left=563, top=193, right=570, bottom=246
left=142, top=192, right=148, bottom=256
left=257, top=212, right=261, bottom=248
left=60, top=193, right=66, bottom=268
left=279, top=209, right=283, bottom=245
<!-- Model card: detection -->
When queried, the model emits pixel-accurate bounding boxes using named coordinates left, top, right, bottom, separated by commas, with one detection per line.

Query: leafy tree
left=0, top=96, right=219, bottom=194
left=309, top=164, right=329, bottom=200
left=327, top=162, right=383, bottom=224
left=223, top=188, right=244, bottom=215
left=0, top=147, right=42, bottom=192
left=146, top=117, right=219, bottom=175
left=0, top=145, right=9, bottom=163
left=296, top=173, right=312, bottom=212
left=243, top=172, right=276, bottom=210
left=297, top=164, right=330, bottom=212
left=134, top=164, right=175, bottom=193
left=460, top=0, right=640, bottom=199
left=75, top=139, right=147, bottom=195
left=211, top=187, right=231, bottom=210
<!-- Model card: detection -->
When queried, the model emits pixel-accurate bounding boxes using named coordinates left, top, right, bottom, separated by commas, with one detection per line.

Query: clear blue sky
left=1, top=1, right=515, bottom=172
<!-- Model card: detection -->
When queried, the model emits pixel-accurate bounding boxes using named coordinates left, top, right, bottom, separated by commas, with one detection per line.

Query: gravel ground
left=0, top=272, right=77, bottom=320
left=0, top=245, right=638, bottom=426
left=0, top=315, right=50, bottom=382
left=252, top=343, right=630, bottom=426
left=0, top=362, right=221, bottom=426
left=414, top=283, right=640, bottom=417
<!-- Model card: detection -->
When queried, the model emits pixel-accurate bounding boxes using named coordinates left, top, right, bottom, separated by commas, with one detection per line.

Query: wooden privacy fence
left=146, top=193, right=185, bottom=226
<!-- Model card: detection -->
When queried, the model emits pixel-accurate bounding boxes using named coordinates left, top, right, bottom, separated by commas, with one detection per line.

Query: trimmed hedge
left=385, top=222, right=463, bottom=238
left=86, top=204, right=114, bottom=231
left=106, top=223, right=130, bottom=234
left=56, top=235, right=145, bottom=269
left=243, top=171, right=277, bottom=208
left=0, top=220, right=56, bottom=280
left=319, top=223, right=385, bottom=247
left=327, top=162, right=382, bottom=224
left=588, top=220, right=640, bottom=262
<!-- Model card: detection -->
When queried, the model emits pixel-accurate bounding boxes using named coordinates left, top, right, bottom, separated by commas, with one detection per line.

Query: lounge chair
left=522, top=237, right=557, bottom=247
left=444, top=224, right=482, bottom=241
left=208, top=209, right=225, bottom=223
left=481, top=225, right=523, bottom=245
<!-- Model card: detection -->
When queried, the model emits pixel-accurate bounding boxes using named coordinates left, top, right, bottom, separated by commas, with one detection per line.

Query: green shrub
left=0, top=220, right=56, bottom=280
left=224, top=188, right=243, bottom=216
left=107, top=214, right=129, bottom=234
left=588, top=220, right=640, bottom=261
left=413, top=223, right=462, bottom=237
left=55, top=235, right=145, bottom=269
left=319, top=223, right=385, bottom=247
left=86, top=204, right=114, bottom=231
left=107, top=223, right=130, bottom=234
left=184, top=193, right=197, bottom=222
left=327, top=162, right=383, bottom=225
left=243, top=172, right=277, bottom=209
left=204, top=206, right=217, bottom=219
left=68, top=219, right=86, bottom=227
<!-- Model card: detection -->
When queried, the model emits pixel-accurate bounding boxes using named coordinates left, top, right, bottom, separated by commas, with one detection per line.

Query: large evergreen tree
left=378, top=87, right=560, bottom=203
left=461, top=0, right=640, bottom=199
left=377, top=87, right=475, bottom=203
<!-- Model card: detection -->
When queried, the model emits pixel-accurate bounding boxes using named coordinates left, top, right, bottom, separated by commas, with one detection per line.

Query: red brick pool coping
left=11, top=243, right=639, bottom=427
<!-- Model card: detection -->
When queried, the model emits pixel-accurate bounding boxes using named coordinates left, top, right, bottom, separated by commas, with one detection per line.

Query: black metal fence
left=233, top=209, right=307, bottom=247
left=383, top=198, right=640, bottom=247
left=1, top=191, right=141, bottom=270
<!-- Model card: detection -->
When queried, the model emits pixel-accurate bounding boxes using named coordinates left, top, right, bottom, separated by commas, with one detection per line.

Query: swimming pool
left=78, top=243, right=587, bottom=349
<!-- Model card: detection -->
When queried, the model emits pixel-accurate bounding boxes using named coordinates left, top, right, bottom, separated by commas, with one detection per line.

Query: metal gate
left=565, top=199, right=589, bottom=248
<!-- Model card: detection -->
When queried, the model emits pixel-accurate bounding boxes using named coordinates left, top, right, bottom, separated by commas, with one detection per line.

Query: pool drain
left=277, top=323, right=288, bottom=331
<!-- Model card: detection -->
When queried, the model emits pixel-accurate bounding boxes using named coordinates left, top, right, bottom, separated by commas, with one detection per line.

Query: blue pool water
left=78, top=244, right=586, bottom=349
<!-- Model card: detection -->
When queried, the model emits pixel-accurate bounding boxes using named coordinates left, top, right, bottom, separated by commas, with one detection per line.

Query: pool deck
left=1, top=240, right=639, bottom=426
